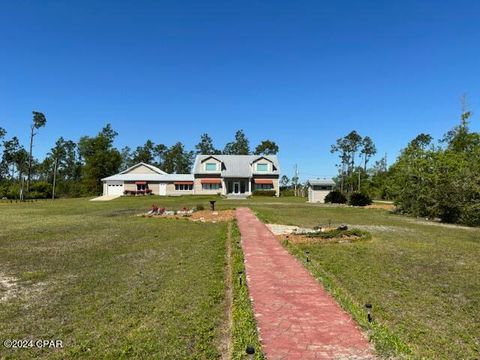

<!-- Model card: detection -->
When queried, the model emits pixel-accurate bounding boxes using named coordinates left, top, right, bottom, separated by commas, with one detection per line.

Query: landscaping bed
left=278, top=228, right=371, bottom=244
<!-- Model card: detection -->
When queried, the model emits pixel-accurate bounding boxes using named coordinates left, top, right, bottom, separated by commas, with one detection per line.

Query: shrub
left=196, top=204, right=205, bottom=211
left=280, top=189, right=295, bottom=197
left=324, top=190, right=347, bottom=204
left=252, top=189, right=276, bottom=197
left=29, top=182, right=52, bottom=199
left=459, top=203, right=480, bottom=226
left=349, top=192, right=372, bottom=206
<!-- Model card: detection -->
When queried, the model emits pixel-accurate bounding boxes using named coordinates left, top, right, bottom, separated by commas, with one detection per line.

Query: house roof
left=193, top=154, right=280, bottom=178
left=119, top=162, right=167, bottom=175
left=102, top=173, right=194, bottom=181
left=307, top=178, right=336, bottom=186
left=102, top=162, right=192, bottom=181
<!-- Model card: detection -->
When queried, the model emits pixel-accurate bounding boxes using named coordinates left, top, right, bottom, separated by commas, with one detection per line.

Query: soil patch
left=277, top=232, right=365, bottom=244
left=366, top=203, right=395, bottom=211
left=144, top=210, right=235, bottom=223
left=190, top=210, right=235, bottom=222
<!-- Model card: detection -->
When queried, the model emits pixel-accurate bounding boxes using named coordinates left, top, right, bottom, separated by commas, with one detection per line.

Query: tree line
left=327, top=101, right=480, bottom=226
left=0, top=117, right=279, bottom=199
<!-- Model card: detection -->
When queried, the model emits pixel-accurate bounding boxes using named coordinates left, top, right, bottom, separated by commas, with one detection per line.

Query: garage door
left=107, top=183, right=124, bottom=195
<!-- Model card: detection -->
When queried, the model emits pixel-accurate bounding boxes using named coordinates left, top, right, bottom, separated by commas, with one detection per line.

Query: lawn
left=251, top=202, right=480, bottom=359
left=2, top=195, right=479, bottom=359
left=0, top=197, right=231, bottom=359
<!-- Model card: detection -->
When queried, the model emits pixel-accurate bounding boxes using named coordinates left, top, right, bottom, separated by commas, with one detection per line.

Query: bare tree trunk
left=20, top=175, right=25, bottom=201
left=27, top=125, right=34, bottom=192
left=52, top=158, right=58, bottom=200
left=358, top=169, right=361, bottom=192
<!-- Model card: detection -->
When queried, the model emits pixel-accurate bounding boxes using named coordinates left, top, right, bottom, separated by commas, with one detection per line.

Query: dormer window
left=256, top=163, right=268, bottom=172
left=205, top=163, right=217, bottom=171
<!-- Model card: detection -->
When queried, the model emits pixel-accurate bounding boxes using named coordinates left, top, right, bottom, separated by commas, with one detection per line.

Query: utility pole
left=294, top=164, right=299, bottom=197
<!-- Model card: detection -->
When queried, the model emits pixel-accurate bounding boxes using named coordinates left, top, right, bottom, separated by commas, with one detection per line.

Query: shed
left=307, top=178, right=335, bottom=203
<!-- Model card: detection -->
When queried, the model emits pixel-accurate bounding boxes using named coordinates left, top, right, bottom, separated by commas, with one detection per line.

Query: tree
left=27, top=111, right=47, bottom=191
left=331, top=137, right=352, bottom=193
left=254, top=140, right=279, bottom=155
left=195, top=133, right=220, bottom=155
left=291, top=175, right=299, bottom=196
left=280, top=175, right=290, bottom=188
left=78, top=124, right=122, bottom=195
left=120, top=146, right=133, bottom=170
left=162, top=142, right=194, bottom=173
left=48, top=137, right=78, bottom=199
left=358, top=136, right=377, bottom=190
left=361, top=136, right=377, bottom=171
left=223, top=130, right=250, bottom=155
left=2, top=136, right=22, bottom=179
left=131, top=140, right=156, bottom=164
left=154, top=144, right=167, bottom=167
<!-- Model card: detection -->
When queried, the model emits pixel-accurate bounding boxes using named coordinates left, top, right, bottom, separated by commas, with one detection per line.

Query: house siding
left=126, top=165, right=159, bottom=175
left=194, top=178, right=223, bottom=195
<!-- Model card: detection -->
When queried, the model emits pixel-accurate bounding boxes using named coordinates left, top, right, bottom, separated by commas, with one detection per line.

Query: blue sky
left=1, top=1, right=479, bottom=179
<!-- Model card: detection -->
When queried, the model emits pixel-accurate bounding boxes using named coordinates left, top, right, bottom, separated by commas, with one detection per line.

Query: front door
left=233, top=182, right=240, bottom=194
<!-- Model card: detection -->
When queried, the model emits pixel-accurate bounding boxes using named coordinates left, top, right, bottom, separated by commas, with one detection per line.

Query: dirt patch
left=0, top=273, right=18, bottom=302
left=277, top=233, right=363, bottom=244
left=0, top=272, right=47, bottom=304
left=366, top=203, right=395, bottom=211
left=145, top=210, right=236, bottom=223
left=190, top=210, right=235, bottom=223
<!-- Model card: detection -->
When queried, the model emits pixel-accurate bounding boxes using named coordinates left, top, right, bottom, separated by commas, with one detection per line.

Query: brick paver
left=236, top=207, right=374, bottom=360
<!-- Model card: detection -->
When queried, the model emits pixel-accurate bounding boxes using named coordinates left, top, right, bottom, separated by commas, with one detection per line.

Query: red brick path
left=236, top=207, right=374, bottom=360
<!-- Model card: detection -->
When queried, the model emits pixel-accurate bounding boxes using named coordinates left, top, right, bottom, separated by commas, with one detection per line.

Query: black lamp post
left=238, top=270, right=244, bottom=285
left=365, top=303, right=373, bottom=322
left=246, top=345, right=255, bottom=359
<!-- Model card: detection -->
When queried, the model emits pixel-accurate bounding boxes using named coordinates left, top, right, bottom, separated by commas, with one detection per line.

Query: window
left=256, top=163, right=268, bottom=171
left=137, top=184, right=148, bottom=191
left=255, top=183, right=273, bottom=190
left=205, top=163, right=217, bottom=171
left=175, top=184, right=193, bottom=191
left=313, top=185, right=332, bottom=190
left=202, top=183, right=221, bottom=190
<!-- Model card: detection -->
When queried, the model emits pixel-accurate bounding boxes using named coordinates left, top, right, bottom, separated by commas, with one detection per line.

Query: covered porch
left=224, top=178, right=252, bottom=195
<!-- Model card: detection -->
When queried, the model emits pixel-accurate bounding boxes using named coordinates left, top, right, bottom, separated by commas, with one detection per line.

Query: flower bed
left=124, top=189, right=153, bottom=196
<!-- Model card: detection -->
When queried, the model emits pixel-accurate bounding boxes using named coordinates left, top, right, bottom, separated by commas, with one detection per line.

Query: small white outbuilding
left=307, top=178, right=335, bottom=203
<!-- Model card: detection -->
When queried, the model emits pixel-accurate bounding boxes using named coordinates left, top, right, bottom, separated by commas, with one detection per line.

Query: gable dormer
left=200, top=156, right=222, bottom=172
left=251, top=156, right=275, bottom=173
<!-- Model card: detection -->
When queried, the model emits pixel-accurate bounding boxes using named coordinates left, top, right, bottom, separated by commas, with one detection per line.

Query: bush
left=459, top=203, right=480, bottom=226
left=252, top=189, right=276, bottom=197
left=324, top=190, right=347, bottom=204
left=280, top=189, right=295, bottom=197
left=29, top=182, right=52, bottom=199
left=349, top=192, right=372, bottom=207
left=196, top=204, right=205, bottom=211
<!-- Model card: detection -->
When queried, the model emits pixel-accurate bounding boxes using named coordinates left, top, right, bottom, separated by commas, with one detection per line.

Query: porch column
left=248, top=179, right=251, bottom=194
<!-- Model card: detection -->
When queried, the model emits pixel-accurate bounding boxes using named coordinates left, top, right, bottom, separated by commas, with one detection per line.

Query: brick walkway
left=236, top=208, right=374, bottom=360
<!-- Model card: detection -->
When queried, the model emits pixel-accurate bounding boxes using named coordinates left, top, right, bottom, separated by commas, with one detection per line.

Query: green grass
left=3, top=195, right=478, bottom=358
left=251, top=203, right=480, bottom=359
left=0, top=197, right=230, bottom=359
left=230, top=223, right=264, bottom=360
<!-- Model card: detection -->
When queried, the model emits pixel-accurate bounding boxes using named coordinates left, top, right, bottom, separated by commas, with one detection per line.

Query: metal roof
left=102, top=173, right=193, bottom=182
left=307, top=178, right=336, bottom=186
left=119, top=162, right=167, bottom=175
left=193, top=155, right=280, bottom=178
